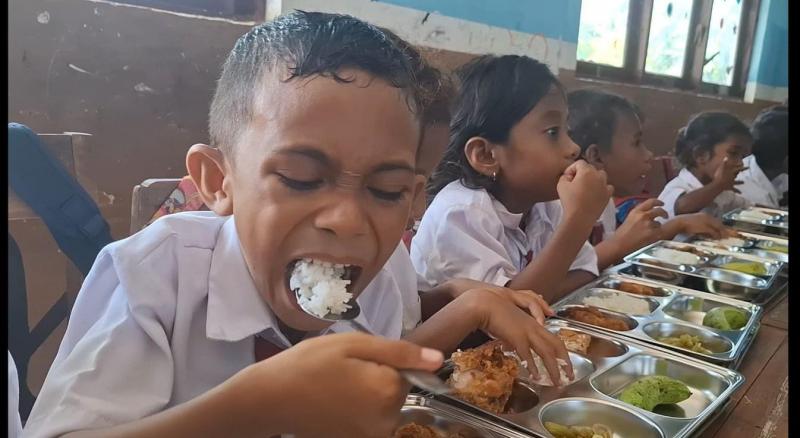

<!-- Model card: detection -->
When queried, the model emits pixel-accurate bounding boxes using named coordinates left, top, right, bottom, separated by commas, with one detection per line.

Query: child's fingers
left=644, top=207, right=668, bottom=221
left=632, top=198, right=663, bottom=213
left=343, top=334, right=444, bottom=371
left=511, top=336, right=538, bottom=381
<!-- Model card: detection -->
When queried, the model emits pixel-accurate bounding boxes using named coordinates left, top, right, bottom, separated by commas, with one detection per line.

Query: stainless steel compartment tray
left=623, top=240, right=784, bottom=295
left=399, top=394, right=535, bottom=437
left=606, top=261, right=787, bottom=306
left=550, top=274, right=763, bottom=365
left=691, top=231, right=788, bottom=265
left=722, top=207, right=788, bottom=237
left=421, top=320, right=744, bottom=438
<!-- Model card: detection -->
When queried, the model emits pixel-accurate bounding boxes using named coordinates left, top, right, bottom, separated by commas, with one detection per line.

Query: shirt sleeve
left=8, top=352, right=22, bottom=438
left=411, top=205, right=516, bottom=289
left=23, top=249, right=177, bottom=438
left=658, top=179, right=688, bottom=219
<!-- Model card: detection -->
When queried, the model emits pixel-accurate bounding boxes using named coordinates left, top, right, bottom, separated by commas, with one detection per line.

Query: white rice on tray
left=716, top=237, right=747, bottom=247
left=289, top=259, right=352, bottom=318
left=650, top=247, right=701, bottom=265
left=582, top=291, right=650, bottom=315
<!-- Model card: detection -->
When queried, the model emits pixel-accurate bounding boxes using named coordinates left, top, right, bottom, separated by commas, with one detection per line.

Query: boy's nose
left=313, top=193, right=369, bottom=238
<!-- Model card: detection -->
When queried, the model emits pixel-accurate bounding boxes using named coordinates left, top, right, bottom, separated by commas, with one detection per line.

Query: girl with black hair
left=658, top=112, right=754, bottom=218
left=411, top=55, right=613, bottom=303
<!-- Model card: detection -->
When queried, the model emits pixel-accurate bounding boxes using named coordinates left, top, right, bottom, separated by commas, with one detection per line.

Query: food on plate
left=719, top=261, right=768, bottom=276
left=618, top=376, right=692, bottom=412
left=543, top=422, right=612, bottom=438
left=649, top=247, right=703, bottom=266
left=756, top=241, right=788, bottom=253
left=447, top=342, right=519, bottom=414
left=392, top=423, right=465, bottom=438
left=703, top=306, right=748, bottom=330
left=582, top=291, right=651, bottom=315
left=658, top=334, right=713, bottom=355
left=716, top=237, right=748, bottom=247
left=289, top=259, right=354, bottom=317
left=616, top=282, right=659, bottom=296
left=563, top=307, right=631, bottom=331
left=557, top=329, right=592, bottom=355
left=527, top=354, right=572, bottom=387
left=737, top=209, right=776, bottom=221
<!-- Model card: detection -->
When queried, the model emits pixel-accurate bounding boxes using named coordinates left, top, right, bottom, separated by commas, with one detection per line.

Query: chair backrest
left=130, top=176, right=209, bottom=234
left=130, top=178, right=181, bottom=234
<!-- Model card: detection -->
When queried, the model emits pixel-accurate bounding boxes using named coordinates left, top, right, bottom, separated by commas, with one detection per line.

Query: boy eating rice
left=25, top=11, right=568, bottom=438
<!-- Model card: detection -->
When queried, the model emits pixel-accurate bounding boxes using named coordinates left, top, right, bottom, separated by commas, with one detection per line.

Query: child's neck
left=277, top=319, right=311, bottom=345
left=492, top=187, right=538, bottom=215
left=689, top=167, right=712, bottom=185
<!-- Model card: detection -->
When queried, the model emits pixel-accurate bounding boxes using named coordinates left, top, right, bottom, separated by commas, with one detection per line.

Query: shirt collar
left=206, top=217, right=289, bottom=344
left=679, top=168, right=703, bottom=188
left=490, top=194, right=526, bottom=229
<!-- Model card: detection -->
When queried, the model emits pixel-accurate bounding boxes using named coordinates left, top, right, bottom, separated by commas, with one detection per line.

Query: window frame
left=576, top=0, right=760, bottom=99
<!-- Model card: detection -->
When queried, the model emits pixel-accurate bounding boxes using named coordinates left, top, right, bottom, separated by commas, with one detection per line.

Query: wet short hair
left=674, top=112, right=751, bottom=167
left=567, top=89, right=644, bottom=155
left=751, top=106, right=788, bottom=169
left=209, top=10, right=428, bottom=156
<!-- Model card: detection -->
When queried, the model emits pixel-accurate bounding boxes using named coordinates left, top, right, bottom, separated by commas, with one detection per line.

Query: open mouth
left=285, top=258, right=363, bottom=318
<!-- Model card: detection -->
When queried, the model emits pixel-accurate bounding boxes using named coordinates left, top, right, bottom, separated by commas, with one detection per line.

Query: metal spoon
left=294, top=290, right=452, bottom=395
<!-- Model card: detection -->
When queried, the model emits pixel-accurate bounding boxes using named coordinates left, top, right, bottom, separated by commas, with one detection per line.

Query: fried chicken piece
left=557, top=329, right=592, bottom=355
left=564, top=307, right=630, bottom=331
left=393, top=423, right=441, bottom=438
left=447, top=341, right=519, bottom=414
left=616, top=282, right=657, bottom=297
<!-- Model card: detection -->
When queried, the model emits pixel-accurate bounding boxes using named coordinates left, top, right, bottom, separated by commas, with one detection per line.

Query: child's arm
left=659, top=212, right=735, bottom=240
left=420, top=279, right=552, bottom=323
left=557, top=270, right=597, bottom=298
left=406, top=288, right=572, bottom=383
left=58, top=334, right=442, bottom=438
left=675, top=157, right=746, bottom=215
left=594, top=199, right=667, bottom=270
left=507, top=161, right=612, bottom=302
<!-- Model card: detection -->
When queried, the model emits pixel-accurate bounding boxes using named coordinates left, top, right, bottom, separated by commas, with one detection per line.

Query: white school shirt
left=23, top=211, right=417, bottom=438
left=8, top=351, right=22, bottom=438
left=410, top=181, right=599, bottom=290
left=657, top=168, right=752, bottom=219
left=595, top=199, right=618, bottom=243
left=772, top=173, right=788, bottom=195
left=738, top=155, right=781, bottom=207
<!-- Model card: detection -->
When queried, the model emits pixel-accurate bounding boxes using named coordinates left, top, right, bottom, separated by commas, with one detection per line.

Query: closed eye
left=368, top=187, right=406, bottom=202
left=276, top=173, right=324, bottom=191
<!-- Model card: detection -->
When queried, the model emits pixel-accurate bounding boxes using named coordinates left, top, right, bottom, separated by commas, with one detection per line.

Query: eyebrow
left=276, top=147, right=331, bottom=165
left=538, top=110, right=563, bottom=122
left=373, top=162, right=416, bottom=174
left=276, top=146, right=415, bottom=174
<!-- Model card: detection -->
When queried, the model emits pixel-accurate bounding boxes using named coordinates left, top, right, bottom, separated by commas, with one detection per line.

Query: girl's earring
left=491, top=171, right=497, bottom=182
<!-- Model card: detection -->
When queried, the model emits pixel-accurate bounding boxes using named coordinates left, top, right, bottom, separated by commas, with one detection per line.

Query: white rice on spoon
left=289, top=259, right=353, bottom=318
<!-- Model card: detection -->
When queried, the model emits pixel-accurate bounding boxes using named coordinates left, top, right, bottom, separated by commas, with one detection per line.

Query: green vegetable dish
left=618, top=376, right=691, bottom=412
left=703, top=306, right=748, bottom=330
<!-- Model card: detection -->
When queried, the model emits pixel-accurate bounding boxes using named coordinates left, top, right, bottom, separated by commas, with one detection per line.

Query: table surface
left=698, top=292, right=788, bottom=438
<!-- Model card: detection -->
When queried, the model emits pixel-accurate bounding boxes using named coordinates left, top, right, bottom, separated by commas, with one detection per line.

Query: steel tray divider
left=553, top=274, right=764, bottom=365
left=623, top=241, right=784, bottom=293
left=606, top=262, right=785, bottom=306
left=422, top=319, right=743, bottom=438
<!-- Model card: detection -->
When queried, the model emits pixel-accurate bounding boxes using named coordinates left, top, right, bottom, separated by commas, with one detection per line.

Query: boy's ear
left=186, top=144, right=234, bottom=216
left=464, top=136, right=499, bottom=178
left=583, top=144, right=605, bottom=169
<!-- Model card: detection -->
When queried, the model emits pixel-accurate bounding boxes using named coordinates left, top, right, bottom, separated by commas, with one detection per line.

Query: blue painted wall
left=748, top=0, right=788, bottom=87
left=377, top=0, right=582, bottom=43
